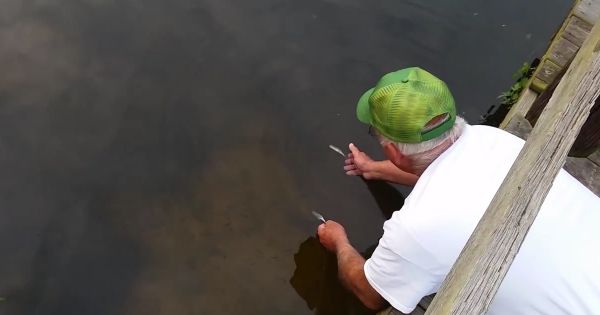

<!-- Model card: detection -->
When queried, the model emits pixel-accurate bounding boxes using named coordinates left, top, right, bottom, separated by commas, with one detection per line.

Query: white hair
left=377, top=116, right=467, bottom=174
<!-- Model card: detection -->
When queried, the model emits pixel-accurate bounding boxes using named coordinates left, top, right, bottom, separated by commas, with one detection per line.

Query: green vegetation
left=481, top=60, right=539, bottom=126
left=497, top=62, right=536, bottom=108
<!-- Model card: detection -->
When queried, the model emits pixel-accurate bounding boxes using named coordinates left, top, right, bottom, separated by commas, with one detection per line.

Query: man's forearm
left=336, top=243, right=386, bottom=310
left=370, top=160, right=418, bottom=185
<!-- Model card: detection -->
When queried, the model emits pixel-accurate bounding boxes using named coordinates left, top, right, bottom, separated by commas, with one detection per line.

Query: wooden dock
left=504, top=113, right=600, bottom=196
left=502, top=0, right=600, bottom=125
left=502, top=0, right=600, bottom=197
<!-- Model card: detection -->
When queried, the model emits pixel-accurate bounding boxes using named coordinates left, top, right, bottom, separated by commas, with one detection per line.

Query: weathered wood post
left=570, top=98, right=600, bottom=156
left=425, top=20, right=600, bottom=315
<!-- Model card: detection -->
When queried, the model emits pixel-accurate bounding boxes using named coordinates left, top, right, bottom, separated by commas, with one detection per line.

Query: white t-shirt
left=364, top=124, right=600, bottom=314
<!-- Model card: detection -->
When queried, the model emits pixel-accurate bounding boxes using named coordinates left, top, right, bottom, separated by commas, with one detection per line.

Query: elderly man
left=317, top=67, right=600, bottom=314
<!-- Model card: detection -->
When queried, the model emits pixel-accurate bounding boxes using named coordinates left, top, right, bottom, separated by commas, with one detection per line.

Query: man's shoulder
left=433, top=124, right=525, bottom=172
left=463, top=124, right=525, bottom=145
left=418, top=124, right=523, bottom=182
left=394, top=124, right=527, bottom=258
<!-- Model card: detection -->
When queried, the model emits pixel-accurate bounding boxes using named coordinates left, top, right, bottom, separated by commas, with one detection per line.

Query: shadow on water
left=362, top=179, right=406, bottom=220
left=290, top=179, right=405, bottom=314
left=290, top=237, right=372, bottom=315
left=361, top=179, right=407, bottom=259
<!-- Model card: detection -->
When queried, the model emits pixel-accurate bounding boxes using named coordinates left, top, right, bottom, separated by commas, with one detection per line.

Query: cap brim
left=356, top=88, right=374, bottom=124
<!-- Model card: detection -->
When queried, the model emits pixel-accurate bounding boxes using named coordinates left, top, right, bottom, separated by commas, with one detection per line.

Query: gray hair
left=377, top=116, right=467, bottom=174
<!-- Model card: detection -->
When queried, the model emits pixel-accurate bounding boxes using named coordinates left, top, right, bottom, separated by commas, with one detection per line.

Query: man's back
left=364, top=124, right=600, bottom=314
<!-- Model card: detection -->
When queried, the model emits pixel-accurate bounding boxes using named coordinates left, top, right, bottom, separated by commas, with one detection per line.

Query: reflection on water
left=0, top=0, right=571, bottom=314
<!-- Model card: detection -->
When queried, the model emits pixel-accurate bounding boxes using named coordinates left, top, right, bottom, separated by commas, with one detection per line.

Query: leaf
left=513, top=62, right=530, bottom=80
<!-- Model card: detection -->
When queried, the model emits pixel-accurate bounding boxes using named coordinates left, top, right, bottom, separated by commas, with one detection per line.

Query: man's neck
left=412, top=133, right=461, bottom=176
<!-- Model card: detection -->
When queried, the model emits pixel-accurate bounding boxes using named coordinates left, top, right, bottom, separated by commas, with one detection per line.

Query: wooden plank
left=548, top=37, right=580, bottom=67
left=526, top=64, right=569, bottom=126
left=377, top=307, right=400, bottom=315
left=564, top=156, right=600, bottom=197
left=378, top=306, right=424, bottom=315
left=376, top=294, right=435, bottom=314
left=425, top=20, right=600, bottom=315
left=410, top=307, right=426, bottom=315
left=590, top=148, right=600, bottom=165
left=574, top=0, right=600, bottom=25
left=564, top=15, right=592, bottom=46
left=418, top=295, right=435, bottom=310
left=530, top=77, right=549, bottom=93
left=503, top=114, right=533, bottom=140
left=499, top=88, right=538, bottom=129
left=535, top=59, right=562, bottom=85
left=570, top=96, right=600, bottom=156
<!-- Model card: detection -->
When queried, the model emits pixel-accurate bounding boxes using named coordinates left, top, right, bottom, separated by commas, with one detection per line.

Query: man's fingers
left=346, top=170, right=362, bottom=176
left=345, top=158, right=354, bottom=165
left=347, top=153, right=353, bottom=158
left=317, top=223, right=325, bottom=234
left=348, top=143, right=360, bottom=155
left=344, top=164, right=356, bottom=171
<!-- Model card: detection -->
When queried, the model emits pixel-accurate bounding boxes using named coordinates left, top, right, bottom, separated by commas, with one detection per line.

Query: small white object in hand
left=312, top=211, right=326, bottom=224
left=329, top=145, right=346, bottom=157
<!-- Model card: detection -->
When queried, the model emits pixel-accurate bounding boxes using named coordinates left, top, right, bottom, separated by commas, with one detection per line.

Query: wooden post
left=570, top=97, right=600, bottom=156
left=525, top=63, right=600, bottom=157
left=425, top=21, right=600, bottom=315
left=525, top=64, right=569, bottom=126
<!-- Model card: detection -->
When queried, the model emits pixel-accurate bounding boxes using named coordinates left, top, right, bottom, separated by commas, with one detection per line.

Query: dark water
left=0, top=0, right=571, bottom=314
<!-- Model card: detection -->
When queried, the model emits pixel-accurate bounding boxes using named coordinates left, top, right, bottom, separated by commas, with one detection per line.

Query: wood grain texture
left=570, top=97, right=600, bottom=156
left=499, top=88, right=538, bottom=129
left=375, top=294, right=436, bottom=314
left=574, top=0, right=600, bottom=24
left=526, top=64, right=569, bottom=126
left=418, top=295, right=435, bottom=310
left=425, top=20, right=600, bottom=315
left=503, top=114, right=533, bottom=140
left=564, top=15, right=592, bottom=46
left=590, top=148, right=600, bottom=164
left=377, top=306, right=425, bottom=315
left=564, top=156, right=600, bottom=197
left=530, top=77, right=549, bottom=93
left=535, top=59, right=562, bottom=84
left=548, top=37, right=580, bottom=66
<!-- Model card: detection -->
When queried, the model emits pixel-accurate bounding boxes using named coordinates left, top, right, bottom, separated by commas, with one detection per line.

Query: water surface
left=0, top=0, right=571, bottom=314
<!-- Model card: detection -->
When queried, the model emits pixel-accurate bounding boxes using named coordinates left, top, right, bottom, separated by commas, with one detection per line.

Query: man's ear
left=383, top=142, right=413, bottom=174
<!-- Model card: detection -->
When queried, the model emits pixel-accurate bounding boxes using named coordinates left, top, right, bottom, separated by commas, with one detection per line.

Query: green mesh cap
left=356, top=67, right=456, bottom=143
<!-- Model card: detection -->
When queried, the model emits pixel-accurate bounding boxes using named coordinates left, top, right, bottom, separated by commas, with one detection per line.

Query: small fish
left=312, top=210, right=326, bottom=224
left=328, top=145, right=346, bottom=157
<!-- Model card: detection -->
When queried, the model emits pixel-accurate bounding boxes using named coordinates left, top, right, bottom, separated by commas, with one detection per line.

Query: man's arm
left=367, top=160, right=418, bottom=185
left=344, top=143, right=418, bottom=186
left=318, top=221, right=387, bottom=311
left=336, top=242, right=387, bottom=310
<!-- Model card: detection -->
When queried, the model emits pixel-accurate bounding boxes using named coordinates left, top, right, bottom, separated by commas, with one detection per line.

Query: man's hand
left=343, top=143, right=419, bottom=186
left=317, top=220, right=387, bottom=311
left=317, top=220, right=349, bottom=253
left=344, top=143, right=377, bottom=179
